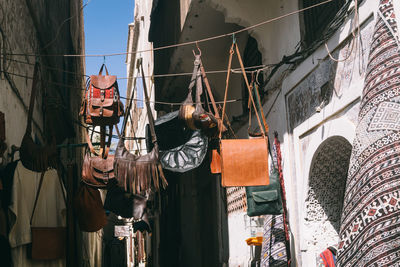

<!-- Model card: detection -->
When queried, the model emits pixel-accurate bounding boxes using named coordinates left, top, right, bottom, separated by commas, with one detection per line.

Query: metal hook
left=192, top=42, right=202, bottom=57
left=256, top=69, right=262, bottom=85
left=232, top=33, right=236, bottom=44
left=103, top=56, right=106, bottom=65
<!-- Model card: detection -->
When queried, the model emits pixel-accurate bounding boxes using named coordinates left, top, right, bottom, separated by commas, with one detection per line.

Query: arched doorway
left=304, top=136, right=352, bottom=257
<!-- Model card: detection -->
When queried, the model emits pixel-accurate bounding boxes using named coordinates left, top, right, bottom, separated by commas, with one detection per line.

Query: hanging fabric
left=218, top=41, right=269, bottom=187
left=19, top=62, right=57, bottom=172
left=80, top=64, right=124, bottom=126
left=338, top=1, right=400, bottom=265
left=113, top=58, right=167, bottom=194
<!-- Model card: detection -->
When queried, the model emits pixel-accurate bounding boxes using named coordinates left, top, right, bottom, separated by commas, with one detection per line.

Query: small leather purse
left=114, top=60, right=167, bottom=193
left=30, top=172, right=67, bottom=260
left=81, top=126, right=115, bottom=188
left=179, top=54, right=218, bottom=132
left=20, top=63, right=58, bottom=172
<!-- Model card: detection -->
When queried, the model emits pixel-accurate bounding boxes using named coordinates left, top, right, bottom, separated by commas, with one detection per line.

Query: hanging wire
left=5, top=0, right=334, bottom=58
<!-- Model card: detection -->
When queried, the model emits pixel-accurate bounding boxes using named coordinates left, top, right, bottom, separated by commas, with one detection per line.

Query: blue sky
left=84, top=0, right=135, bottom=99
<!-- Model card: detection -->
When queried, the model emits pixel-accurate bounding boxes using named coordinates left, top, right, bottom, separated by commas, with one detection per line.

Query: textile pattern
left=337, top=0, right=400, bottom=266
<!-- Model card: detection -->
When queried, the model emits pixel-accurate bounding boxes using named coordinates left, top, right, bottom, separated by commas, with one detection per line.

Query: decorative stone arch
left=303, top=135, right=352, bottom=259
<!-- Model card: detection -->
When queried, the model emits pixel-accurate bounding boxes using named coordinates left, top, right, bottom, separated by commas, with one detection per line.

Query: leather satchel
left=30, top=172, right=66, bottom=260
left=73, top=183, right=107, bottom=232
left=114, top=60, right=167, bottom=193
left=218, top=42, right=270, bottom=187
left=20, top=63, right=58, bottom=172
left=82, top=126, right=115, bottom=188
left=246, top=168, right=283, bottom=216
left=80, top=64, right=124, bottom=126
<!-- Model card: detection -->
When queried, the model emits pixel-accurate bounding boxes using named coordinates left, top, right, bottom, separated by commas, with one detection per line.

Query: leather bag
left=80, top=64, right=124, bottom=126
left=218, top=42, right=270, bottom=187
left=179, top=54, right=218, bottom=132
left=246, top=166, right=283, bottom=216
left=114, top=60, right=167, bottom=193
left=20, top=63, right=58, bottom=172
left=146, top=111, right=208, bottom=173
left=82, top=126, right=115, bottom=188
left=30, top=172, right=66, bottom=260
left=104, top=182, right=151, bottom=232
left=73, top=183, right=107, bottom=232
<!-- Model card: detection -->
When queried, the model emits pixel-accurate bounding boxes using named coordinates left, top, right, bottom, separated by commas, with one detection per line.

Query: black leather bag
left=146, top=111, right=208, bottom=173
left=104, top=182, right=151, bottom=232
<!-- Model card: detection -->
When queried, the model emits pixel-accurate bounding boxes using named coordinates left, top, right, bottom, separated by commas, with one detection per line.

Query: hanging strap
left=30, top=170, right=67, bottom=225
left=98, top=64, right=109, bottom=75
left=85, top=125, right=113, bottom=158
left=199, top=60, right=219, bottom=118
left=274, top=133, right=291, bottom=266
left=219, top=43, right=267, bottom=139
left=26, top=62, right=40, bottom=135
left=138, top=59, right=158, bottom=146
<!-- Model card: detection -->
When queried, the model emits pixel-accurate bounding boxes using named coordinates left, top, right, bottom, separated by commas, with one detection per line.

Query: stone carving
left=304, top=136, right=352, bottom=253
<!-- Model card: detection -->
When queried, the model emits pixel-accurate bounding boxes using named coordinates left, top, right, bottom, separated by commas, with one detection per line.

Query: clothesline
left=4, top=0, right=333, bottom=58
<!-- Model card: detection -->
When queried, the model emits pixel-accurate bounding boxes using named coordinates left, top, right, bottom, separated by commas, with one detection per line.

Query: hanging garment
left=317, top=247, right=337, bottom=267
left=337, top=1, right=400, bottom=266
left=8, top=162, right=66, bottom=267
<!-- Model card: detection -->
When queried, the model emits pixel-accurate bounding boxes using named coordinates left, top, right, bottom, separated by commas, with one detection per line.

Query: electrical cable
left=5, top=0, right=333, bottom=58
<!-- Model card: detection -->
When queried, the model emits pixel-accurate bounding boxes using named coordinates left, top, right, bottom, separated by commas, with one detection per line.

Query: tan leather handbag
left=30, top=172, right=66, bottom=260
left=218, top=42, right=270, bottom=187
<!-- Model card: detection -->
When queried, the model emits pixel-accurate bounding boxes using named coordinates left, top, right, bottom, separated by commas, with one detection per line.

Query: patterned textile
left=337, top=0, right=400, bottom=266
left=261, top=215, right=288, bottom=267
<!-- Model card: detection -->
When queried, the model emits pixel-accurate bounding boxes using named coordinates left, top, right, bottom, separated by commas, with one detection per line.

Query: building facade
left=128, top=0, right=389, bottom=266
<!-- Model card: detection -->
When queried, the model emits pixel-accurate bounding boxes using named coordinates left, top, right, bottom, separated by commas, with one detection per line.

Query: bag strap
left=26, top=62, right=40, bottom=135
left=30, top=170, right=67, bottom=225
left=85, top=125, right=113, bottom=158
left=219, top=42, right=267, bottom=139
left=138, top=59, right=158, bottom=147
left=98, top=64, right=109, bottom=76
left=199, top=60, right=219, bottom=118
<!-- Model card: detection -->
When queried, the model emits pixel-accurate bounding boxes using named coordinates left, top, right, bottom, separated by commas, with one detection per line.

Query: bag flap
left=252, top=190, right=278, bottom=203
left=90, top=156, right=114, bottom=172
left=90, top=98, right=115, bottom=107
left=90, top=75, right=117, bottom=89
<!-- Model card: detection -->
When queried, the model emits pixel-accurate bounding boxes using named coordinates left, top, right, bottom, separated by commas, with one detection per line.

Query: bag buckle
left=100, top=107, right=103, bottom=116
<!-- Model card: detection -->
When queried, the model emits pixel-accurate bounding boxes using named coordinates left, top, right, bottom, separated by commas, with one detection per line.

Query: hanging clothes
left=338, top=0, right=400, bottom=266
left=8, top=161, right=66, bottom=267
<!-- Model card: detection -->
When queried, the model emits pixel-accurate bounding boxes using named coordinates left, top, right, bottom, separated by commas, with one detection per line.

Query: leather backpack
left=80, top=64, right=124, bottom=126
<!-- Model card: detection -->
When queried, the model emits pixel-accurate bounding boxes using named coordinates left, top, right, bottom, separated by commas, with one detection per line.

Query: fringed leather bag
left=20, top=63, right=58, bottom=172
left=114, top=60, right=167, bottom=193
left=179, top=54, right=218, bottom=132
left=81, top=126, right=115, bottom=188
left=80, top=64, right=124, bottom=126
left=218, top=42, right=270, bottom=187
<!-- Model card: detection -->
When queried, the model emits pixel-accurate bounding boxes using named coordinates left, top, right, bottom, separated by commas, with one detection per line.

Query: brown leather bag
left=20, top=63, right=58, bottom=172
left=179, top=54, right=218, bottom=132
left=218, top=42, right=270, bottom=187
left=80, top=64, right=124, bottom=126
left=30, top=172, right=67, bottom=260
left=114, top=60, right=167, bottom=193
left=82, top=126, right=115, bottom=188
left=73, top=183, right=107, bottom=232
